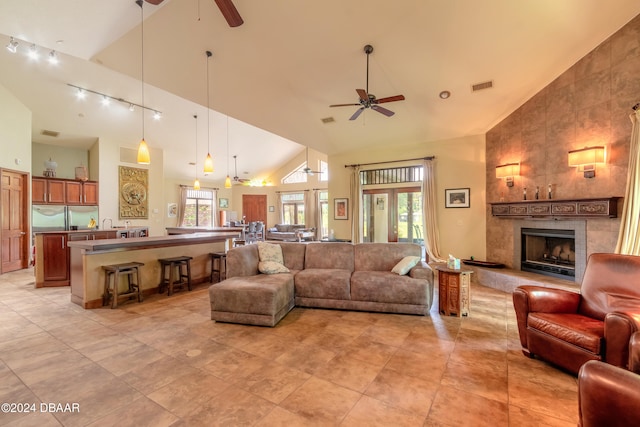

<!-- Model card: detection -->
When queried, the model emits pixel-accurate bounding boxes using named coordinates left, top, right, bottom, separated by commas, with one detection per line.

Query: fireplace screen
left=521, top=228, right=575, bottom=279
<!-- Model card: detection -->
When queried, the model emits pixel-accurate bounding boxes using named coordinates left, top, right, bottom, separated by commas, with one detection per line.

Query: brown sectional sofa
left=208, top=241, right=434, bottom=327
left=265, top=224, right=315, bottom=241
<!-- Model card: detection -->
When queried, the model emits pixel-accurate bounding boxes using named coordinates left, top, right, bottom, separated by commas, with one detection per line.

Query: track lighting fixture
left=67, top=84, right=162, bottom=117
left=48, top=50, right=59, bottom=64
left=6, top=37, right=18, bottom=53
left=153, top=111, right=162, bottom=120
left=28, top=44, right=38, bottom=60
left=101, top=96, right=110, bottom=106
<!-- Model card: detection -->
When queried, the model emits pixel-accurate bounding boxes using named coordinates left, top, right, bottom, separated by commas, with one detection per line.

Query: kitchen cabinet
left=34, top=230, right=118, bottom=287
left=32, top=178, right=66, bottom=204
left=65, top=181, right=98, bottom=205
left=40, top=233, right=69, bottom=286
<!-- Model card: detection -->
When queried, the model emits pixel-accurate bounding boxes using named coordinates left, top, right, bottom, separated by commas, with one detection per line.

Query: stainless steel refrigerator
left=32, top=205, right=99, bottom=232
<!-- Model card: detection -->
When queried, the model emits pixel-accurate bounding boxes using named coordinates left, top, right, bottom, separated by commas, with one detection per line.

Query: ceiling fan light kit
left=329, top=44, right=405, bottom=121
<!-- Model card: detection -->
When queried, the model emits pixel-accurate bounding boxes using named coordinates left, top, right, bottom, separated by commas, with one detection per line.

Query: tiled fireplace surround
left=484, top=13, right=639, bottom=284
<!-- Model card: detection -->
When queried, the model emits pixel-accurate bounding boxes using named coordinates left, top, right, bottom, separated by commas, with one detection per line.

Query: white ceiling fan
left=232, top=155, right=251, bottom=185
left=302, top=147, right=323, bottom=175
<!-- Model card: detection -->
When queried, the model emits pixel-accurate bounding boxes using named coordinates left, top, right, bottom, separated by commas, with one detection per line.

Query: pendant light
left=203, top=50, right=214, bottom=174
left=136, top=0, right=151, bottom=164
left=193, top=114, right=200, bottom=190
left=225, top=116, right=232, bottom=188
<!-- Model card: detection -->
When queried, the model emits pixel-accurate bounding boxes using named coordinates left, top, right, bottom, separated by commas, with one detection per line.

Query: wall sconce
left=568, top=146, right=605, bottom=178
left=495, top=162, right=520, bottom=187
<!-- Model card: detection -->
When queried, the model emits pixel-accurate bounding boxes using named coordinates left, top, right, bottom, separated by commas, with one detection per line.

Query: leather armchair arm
left=578, top=360, right=640, bottom=427
left=513, top=286, right=581, bottom=352
left=604, top=310, right=640, bottom=369
left=630, top=331, right=640, bottom=373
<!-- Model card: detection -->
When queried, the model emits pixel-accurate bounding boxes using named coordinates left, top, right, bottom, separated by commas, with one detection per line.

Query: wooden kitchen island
left=67, top=231, right=239, bottom=309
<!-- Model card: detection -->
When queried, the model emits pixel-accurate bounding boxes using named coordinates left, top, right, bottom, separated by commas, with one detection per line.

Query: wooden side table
left=436, top=266, right=472, bottom=317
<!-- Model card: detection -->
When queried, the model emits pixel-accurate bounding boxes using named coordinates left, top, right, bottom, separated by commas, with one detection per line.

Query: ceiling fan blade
left=330, top=103, right=361, bottom=107
left=144, top=0, right=164, bottom=4
left=371, top=105, right=395, bottom=117
left=356, top=89, right=369, bottom=101
left=376, top=95, right=405, bottom=104
left=350, top=107, right=365, bottom=120
left=214, top=0, right=244, bottom=27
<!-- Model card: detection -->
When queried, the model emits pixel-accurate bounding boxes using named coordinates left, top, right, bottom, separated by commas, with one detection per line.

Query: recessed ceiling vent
left=472, top=80, right=493, bottom=92
left=41, top=129, right=60, bottom=137
left=321, top=117, right=335, bottom=124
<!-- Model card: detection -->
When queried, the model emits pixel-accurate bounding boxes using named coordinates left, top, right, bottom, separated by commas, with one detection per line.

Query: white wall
left=32, top=142, right=91, bottom=179
left=328, top=134, right=487, bottom=261
left=0, top=83, right=31, bottom=173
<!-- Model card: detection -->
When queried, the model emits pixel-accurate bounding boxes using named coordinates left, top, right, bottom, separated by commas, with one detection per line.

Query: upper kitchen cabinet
left=65, top=181, right=98, bottom=205
left=32, top=177, right=66, bottom=204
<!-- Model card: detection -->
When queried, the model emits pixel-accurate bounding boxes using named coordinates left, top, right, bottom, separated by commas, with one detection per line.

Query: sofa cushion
left=259, top=261, right=290, bottom=274
left=528, top=312, right=604, bottom=354
left=258, top=241, right=285, bottom=264
left=295, top=268, right=352, bottom=299
left=304, top=242, right=354, bottom=271
left=355, top=243, right=422, bottom=271
left=392, top=256, right=421, bottom=275
left=351, top=271, right=429, bottom=305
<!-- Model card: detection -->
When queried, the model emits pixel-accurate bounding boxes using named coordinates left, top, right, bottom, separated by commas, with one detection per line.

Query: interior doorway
left=362, top=187, right=422, bottom=243
left=1, top=169, right=29, bottom=273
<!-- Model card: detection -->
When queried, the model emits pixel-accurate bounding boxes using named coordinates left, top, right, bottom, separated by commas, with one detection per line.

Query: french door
left=362, top=187, right=423, bottom=243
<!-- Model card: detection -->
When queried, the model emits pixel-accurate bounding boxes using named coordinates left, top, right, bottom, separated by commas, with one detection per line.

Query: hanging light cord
left=206, top=51, right=212, bottom=155
left=194, top=114, right=198, bottom=177
left=139, top=0, right=145, bottom=140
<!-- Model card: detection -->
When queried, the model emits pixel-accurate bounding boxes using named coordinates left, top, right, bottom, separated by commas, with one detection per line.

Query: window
left=319, top=191, right=329, bottom=238
left=282, top=164, right=308, bottom=184
left=360, top=166, right=423, bottom=185
left=319, top=160, right=328, bottom=182
left=180, top=188, right=214, bottom=227
left=281, top=193, right=305, bottom=224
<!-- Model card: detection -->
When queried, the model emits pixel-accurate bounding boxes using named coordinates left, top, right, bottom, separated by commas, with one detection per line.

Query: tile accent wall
left=485, top=13, right=640, bottom=281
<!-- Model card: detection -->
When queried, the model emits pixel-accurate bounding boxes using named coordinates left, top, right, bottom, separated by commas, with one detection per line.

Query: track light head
left=28, top=44, right=38, bottom=60
left=48, top=50, right=59, bottom=64
left=6, top=37, right=18, bottom=53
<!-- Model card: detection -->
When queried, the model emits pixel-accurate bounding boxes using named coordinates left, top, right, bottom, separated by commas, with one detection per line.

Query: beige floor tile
left=342, top=395, right=426, bottom=426
left=86, top=397, right=179, bottom=427
left=340, top=336, right=398, bottom=367
left=275, top=342, right=337, bottom=375
left=313, top=353, right=382, bottom=393
left=508, top=405, right=578, bottom=427
left=254, top=406, right=331, bottom=427
left=440, top=358, right=508, bottom=403
left=425, top=385, right=509, bottom=427
left=122, top=354, right=201, bottom=394
left=233, top=360, right=310, bottom=403
left=183, top=386, right=274, bottom=426
left=365, top=368, right=439, bottom=417
left=280, top=377, right=361, bottom=424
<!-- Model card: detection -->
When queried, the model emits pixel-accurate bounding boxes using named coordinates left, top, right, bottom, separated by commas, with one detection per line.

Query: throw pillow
left=258, top=241, right=285, bottom=264
left=258, top=261, right=290, bottom=274
left=391, top=256, right=421, bottom=275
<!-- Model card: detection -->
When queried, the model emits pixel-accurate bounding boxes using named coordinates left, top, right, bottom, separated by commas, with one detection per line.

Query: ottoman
left=208, top=273, right=295, bottom=327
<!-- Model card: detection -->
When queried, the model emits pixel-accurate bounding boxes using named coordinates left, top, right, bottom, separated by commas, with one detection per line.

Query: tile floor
left=0, top=268, right=578, bottom=426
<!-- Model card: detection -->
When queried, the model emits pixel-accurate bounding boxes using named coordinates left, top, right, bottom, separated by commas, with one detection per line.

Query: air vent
left=321, top=117, right=335, bottom=124
left=472, top=80, right=493, bottom=92
left=41, top=129, right=60, bottom=137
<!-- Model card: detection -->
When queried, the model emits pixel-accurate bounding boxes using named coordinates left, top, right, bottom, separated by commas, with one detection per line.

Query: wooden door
left=242, top=194, right=267, bottom=224
left=1, top=169, right=29, bottom=273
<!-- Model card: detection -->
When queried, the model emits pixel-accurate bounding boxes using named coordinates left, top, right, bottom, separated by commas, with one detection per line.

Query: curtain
left=276, top=192, right=284, bottom=224
left=615, top=110, right=640, bottom=254
left=313, top=189, right=322, bottom=240
left=177, top=185, right=188, bottom=226
left=350, top=166, right=362, bottom=243
left=304, top=190, right=316, bottom=233
left=421, top=159, right=444, bottom=262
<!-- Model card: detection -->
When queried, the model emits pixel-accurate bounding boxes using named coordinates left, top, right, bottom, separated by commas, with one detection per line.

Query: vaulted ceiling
left=1, top=0, right=639, bottom=183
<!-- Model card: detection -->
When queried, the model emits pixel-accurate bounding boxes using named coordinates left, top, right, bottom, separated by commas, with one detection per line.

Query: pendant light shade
left=225, top=175, right=232, bottom=188
left=193, top=178, right=201, bottom=190
left=137, top=139, right=151, bottom=164
left=204, top=50, right=214, bottom=174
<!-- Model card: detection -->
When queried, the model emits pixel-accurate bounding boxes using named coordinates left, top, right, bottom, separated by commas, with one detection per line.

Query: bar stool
left=210, top=252, right=227, bottom=283
left=102, top=262, right=144, bottom=309
left=158, top=256, right=193, bottom=296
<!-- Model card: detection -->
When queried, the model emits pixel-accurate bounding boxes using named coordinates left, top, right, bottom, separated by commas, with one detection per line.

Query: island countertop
left=67, top=231, right=239, bottom=253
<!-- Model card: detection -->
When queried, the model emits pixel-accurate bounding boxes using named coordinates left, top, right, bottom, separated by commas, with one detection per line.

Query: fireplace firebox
left=521, top=228, right=575, bottom=279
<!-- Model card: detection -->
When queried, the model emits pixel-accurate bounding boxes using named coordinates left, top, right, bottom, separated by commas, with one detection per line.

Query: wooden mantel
left=490, top=197, right=621, bottom=218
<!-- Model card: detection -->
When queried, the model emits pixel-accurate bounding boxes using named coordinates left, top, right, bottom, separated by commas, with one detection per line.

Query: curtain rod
left=179, top=184, right=219, bottom=190
left=344, top=156, right=435, bottom=168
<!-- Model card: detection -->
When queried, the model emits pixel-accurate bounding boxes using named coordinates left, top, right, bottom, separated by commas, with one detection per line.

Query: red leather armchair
left=513, top=253, right=640, bottom=374
left=578, top=332, right=640, bottom=427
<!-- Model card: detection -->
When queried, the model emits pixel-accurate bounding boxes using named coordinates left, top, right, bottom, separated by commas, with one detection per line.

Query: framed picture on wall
left=219, top=198, right=229, bottom=208
left=334, top=198, right=348, bottom=220
left=445, top=188, right=470, bottom=208
left=167, top=203, right=177, bottom=218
